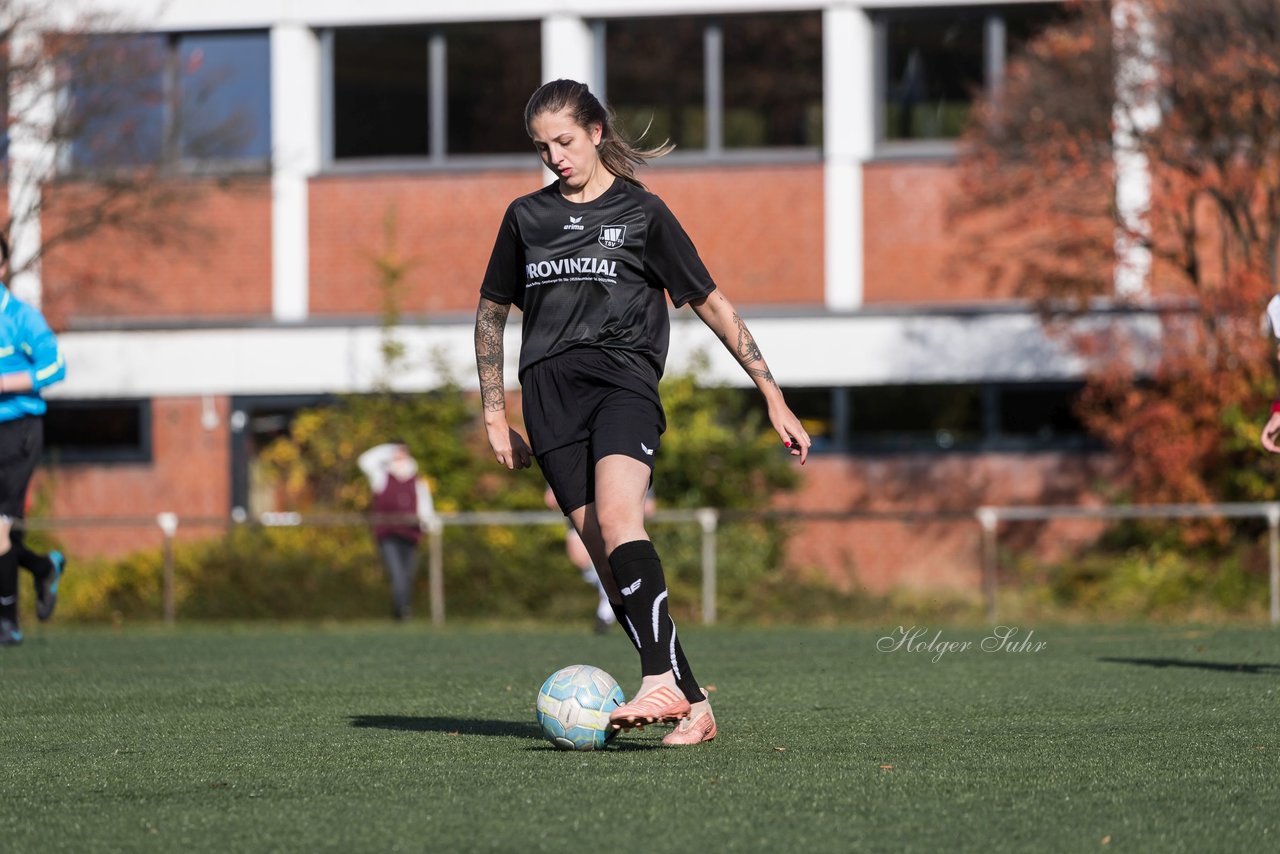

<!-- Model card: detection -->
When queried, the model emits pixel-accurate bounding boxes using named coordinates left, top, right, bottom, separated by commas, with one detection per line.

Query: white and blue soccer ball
left=535, top=664, right=626, bottom=751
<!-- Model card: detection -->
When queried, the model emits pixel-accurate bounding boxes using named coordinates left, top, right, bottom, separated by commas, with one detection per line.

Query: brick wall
left=33, top=161, right=997, bottom=319
left=308, top=163, right=826, bottom=316
left=40, top=178, right=274, bottom=328
left=775, top=453, right=1113, bottom=594
left=35, top=396, right=232, bottom=557
left=308, top=170, right=543, bottom=316
left=643, top=164, right=825, bottom=305
left=863, top=159, right=1021, bottom=304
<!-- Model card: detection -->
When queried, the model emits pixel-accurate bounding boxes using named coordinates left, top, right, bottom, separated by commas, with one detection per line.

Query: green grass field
left=2, top=621, right=1278, bottom=852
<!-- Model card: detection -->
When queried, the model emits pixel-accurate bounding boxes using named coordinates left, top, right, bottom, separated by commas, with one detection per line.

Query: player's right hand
left=486, top=420, right=533, bottom=469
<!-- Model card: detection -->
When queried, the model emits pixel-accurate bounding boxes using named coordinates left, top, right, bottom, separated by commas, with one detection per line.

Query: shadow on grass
left=1099, top=657, right=1280, bottom=675
left=349, top=715, right=542, bottom=739
left=348, top=714, right=662, bottom=750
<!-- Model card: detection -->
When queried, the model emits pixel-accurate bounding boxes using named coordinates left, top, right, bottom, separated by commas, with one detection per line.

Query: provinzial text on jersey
left=525, top=257, right=618, bottom=283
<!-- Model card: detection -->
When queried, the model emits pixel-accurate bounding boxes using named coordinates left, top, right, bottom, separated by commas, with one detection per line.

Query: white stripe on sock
left=669, top=621, right=682, bottom=680
left=652, top=590, right=668, bottom=642
left=623, top=615, right=641, bottom=649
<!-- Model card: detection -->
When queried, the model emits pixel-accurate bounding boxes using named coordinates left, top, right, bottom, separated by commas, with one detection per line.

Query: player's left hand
left=1261, top=411, right=1280, bottom=453
left=769, top=406, right=811, bottom=465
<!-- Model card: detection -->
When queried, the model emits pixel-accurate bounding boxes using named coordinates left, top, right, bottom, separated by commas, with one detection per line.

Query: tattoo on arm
left=475, top=300, right=511, bottom=413
left=719, top=311, right=778, bottom=389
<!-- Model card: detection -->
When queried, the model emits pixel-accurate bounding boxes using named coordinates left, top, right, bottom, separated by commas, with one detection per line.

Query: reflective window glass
left=722, top=13, right=823, bottom=148
left=606, top=18, right=706, bottom=151
left=178, top=32, right=271, bottom=161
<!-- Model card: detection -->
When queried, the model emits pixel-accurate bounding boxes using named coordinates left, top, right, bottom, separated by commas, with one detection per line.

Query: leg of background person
left=8, top=418, right=59, bottom=620
left=399, top=538, right=420, bottom=618
left=0, top=519, right=18, bottom=634
left=567, top=526, right=614, bottom=632
left=378, top=536, right=414, bottom=620
left=14, top=529, right=52, bottom=580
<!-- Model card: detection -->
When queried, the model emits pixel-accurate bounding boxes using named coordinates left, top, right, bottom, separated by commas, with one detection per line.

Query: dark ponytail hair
left=525, top=79, right=672, bottom=190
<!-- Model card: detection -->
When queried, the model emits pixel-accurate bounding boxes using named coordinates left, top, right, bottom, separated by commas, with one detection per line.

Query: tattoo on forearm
left=731, top=313, right=764, bottom=364
left=720, top=311, right=778, bottom=389
left=475, top=300, right=510, bottom=413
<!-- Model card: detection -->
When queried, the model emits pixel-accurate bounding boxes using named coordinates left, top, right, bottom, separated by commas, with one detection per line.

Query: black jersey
left=479, top=179, right=716, bottom=378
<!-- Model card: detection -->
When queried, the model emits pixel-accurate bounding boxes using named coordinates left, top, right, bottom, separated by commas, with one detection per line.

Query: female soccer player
left=474, top=79, right=810, bottom=745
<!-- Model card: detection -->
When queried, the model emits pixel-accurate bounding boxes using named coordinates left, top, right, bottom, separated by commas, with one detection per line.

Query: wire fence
left=17, top=502, right=1280, bottom=627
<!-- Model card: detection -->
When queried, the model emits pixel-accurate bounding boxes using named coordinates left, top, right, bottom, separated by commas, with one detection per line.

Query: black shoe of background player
left=593, top=617, right=613, bottom=636
left=36, top=551, right=66, bottom=622
left=0, top=617, right=22, bottom=646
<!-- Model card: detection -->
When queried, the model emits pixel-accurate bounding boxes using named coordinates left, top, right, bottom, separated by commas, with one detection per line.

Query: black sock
left=0, top=547, right=18, bottom=622
left=608, top=540, right=705, bottom=703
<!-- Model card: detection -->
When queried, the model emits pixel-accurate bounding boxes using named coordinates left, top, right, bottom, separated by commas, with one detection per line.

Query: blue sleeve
left=20, top=304, right=66, bottom=391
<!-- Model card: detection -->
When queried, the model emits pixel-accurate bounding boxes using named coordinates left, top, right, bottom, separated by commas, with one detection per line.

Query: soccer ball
left=535, top=664, right=626, bottom=751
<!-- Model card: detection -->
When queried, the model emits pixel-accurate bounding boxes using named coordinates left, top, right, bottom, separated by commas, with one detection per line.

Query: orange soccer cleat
left=608, top=685, right=691, bottom=731
left=662, top=707, right=717, bottom=746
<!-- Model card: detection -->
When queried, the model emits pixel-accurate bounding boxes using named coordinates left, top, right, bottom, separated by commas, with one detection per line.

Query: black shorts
left=0, top=416, right=42, bottom=519
left=522, top=349, right=665, bottom=515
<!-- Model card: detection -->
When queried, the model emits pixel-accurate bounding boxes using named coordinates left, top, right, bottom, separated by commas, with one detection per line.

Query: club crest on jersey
left=598, top=224, right=627, bottom=249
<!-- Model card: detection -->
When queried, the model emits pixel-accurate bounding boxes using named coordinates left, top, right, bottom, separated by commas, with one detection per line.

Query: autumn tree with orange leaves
left=954, top=0, right=1280, bottom=507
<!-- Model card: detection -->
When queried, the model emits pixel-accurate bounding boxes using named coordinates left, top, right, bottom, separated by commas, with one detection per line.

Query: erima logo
left=525, top=257, right=617, bottom=281
left=640, top=442, right=654, bottom=456
left=621, top=579, right=642, bottom=596
left=564, top=215, right=584, bottom=231
left=598, top=224, right=627, bottom=249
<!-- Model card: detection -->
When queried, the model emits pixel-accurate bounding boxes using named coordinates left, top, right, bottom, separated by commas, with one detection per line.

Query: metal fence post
left=156, top=512, right=179, bottom=625
left=977, top=507, right=998, bottom=624
left=1268, top=504, right=1279, bottom=628
left=696, top=508, right=719, bottom=625
left=427, top=515, right=445, bottom=626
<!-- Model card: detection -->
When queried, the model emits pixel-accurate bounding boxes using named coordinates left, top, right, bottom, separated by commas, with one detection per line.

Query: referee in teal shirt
left=0, top=234, right=67, bottom=646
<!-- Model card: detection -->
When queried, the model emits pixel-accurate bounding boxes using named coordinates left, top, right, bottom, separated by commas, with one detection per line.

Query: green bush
left=1013, top=538, right=1271, bottom=621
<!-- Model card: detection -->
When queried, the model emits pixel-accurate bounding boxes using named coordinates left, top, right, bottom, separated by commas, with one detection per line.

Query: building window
left=43, top=399, right=152, bottom=463
left=605, top=17, right=706, bottom=151
left=767, top=382, right=1090, bottom=454
left=333, top=27, right=430, bottom=159
left=852, top=384, right=985, bottom=451
left=65, top=31, right=271, bottom=171
left=604, top=12, right=822, bottom=155
left=877, top=3, right=1070, bottom=145
left=446, top=24, right=542, bottom=155
left=722, top=14, right=823, bottom=148
left=995, top=383, right=1089, bottom=445
left=329, top=22, right=540, bottom=162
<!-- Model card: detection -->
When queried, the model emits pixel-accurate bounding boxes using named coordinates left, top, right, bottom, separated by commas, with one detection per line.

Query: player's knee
left=596, top=515, right=648, bottom=554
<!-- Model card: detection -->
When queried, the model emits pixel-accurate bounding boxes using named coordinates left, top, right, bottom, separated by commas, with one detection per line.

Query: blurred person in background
left=0, top=233, right=68, bottom=646
left=359, top=441, right=436, bottom=621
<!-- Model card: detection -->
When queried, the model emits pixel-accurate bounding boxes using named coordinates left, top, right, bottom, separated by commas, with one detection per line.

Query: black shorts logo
left=598, top=224, right=627, bottom=249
